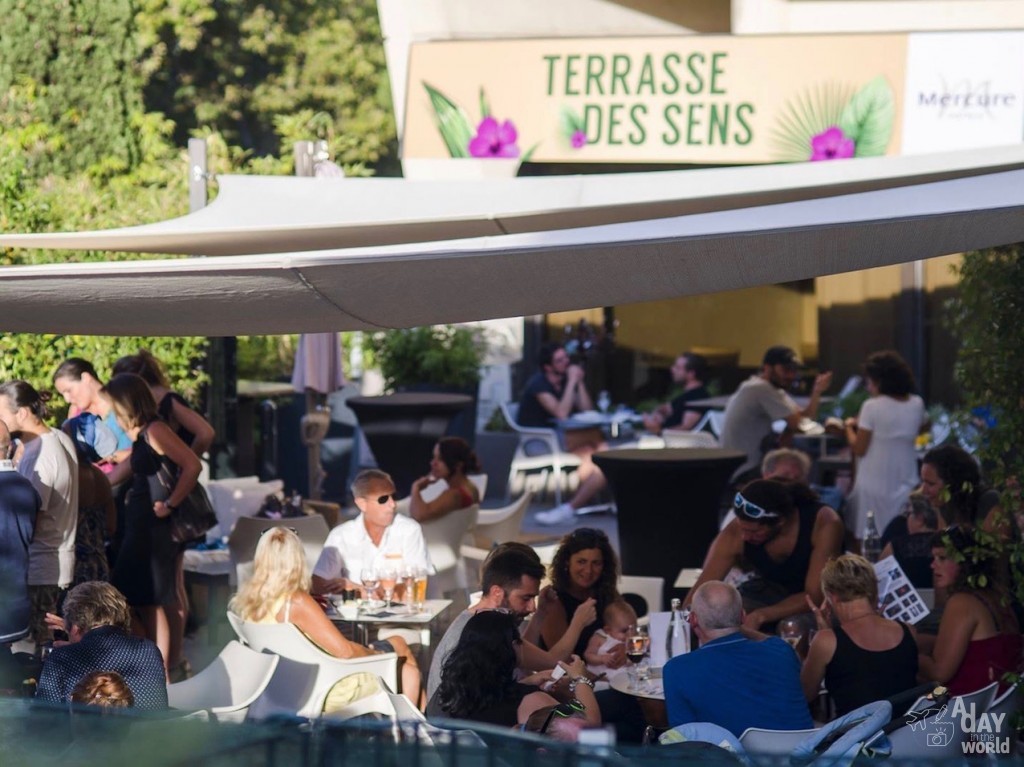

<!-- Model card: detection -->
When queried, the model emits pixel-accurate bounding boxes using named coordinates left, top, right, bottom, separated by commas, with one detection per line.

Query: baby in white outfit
left=584, top=599, right=637, bottom=681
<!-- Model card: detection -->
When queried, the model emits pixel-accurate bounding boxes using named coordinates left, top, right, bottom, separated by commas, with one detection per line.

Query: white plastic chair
left=471, top=491, right=532, bottom=547
left=167, top=640, right=279, bottom=722
left=869, top=681, right=1000, bottom=759
left=421, top=503, right=479, bottom=599
left=228, top=515, right=329, bottom=588
left=739, top=726, right=819, bottom=755
left=500, top=402, right=581, bottom=505
left=230, top=613, right=399, bottom=719
left=619, top=574, right=665, bottom=620
left=987, top=680, right=1021, bottom=742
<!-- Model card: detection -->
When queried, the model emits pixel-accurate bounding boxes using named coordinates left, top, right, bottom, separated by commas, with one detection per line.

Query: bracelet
left=568, top=676, right=594, bottom=694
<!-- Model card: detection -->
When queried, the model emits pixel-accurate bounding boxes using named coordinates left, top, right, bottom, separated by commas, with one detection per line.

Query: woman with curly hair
left=524, top=527, right=620, bottom=657
left=427, top=610, right=599, bottom=729
left=230, top=527, right=422, bottom=707
left=919, top=444, right=1005, bottom=533
left=918, top=527, right=1021, bottom=695
left=844, top=350, right=927, bottom=539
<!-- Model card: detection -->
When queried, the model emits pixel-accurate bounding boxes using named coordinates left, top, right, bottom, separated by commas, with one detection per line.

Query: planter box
left=475, top=431, right=519, bottom=501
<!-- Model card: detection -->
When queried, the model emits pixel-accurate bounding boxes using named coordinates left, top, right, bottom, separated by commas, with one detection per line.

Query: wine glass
left=359, top=567, right=380, bottom=609
left=380, top=566, right=398, bottom=609
left=626, top=631, right=649, bottom=692
left=778, top=618, right=804, bottom=654
left=400, top=566, right=416, bottom=613
left=597, top=390, right=611, bottom=414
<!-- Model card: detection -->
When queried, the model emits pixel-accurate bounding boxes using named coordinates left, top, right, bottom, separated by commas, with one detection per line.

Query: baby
left=584, top=599, right=636, bottom=677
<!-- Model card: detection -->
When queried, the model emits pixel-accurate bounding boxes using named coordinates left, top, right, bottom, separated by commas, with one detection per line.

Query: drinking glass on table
left=778, top=618, right=804, bottom=653
left=359, top=567, right=381, bottom=609
left=597, top=390, right=611, bottom=414
left=412, top=567, right=428, bottom=612
left=626, top=630, right=650, bottom=692
left=380, top=566, right=398, bottom=608
left=400, top=567, right=416, bottom=613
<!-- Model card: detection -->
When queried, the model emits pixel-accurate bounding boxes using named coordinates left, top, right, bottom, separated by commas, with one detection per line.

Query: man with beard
left=720, top=346, right=832, bottom=485
left=427, top=543, right=596, bottom=700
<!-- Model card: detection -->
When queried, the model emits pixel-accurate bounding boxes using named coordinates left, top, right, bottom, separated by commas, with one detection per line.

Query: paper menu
left=874, top=555, right=930, bottom=624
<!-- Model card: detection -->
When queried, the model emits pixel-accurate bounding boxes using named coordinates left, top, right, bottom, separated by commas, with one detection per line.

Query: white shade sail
left=0, top=146, right=1023, bottom=255
left=1, top=166, right=1022, bottom=336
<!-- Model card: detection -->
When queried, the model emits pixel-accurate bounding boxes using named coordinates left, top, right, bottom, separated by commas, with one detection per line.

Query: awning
left=1, top=146, right=1023, bottom=255
left=1, top=167, right=1022, bottom=336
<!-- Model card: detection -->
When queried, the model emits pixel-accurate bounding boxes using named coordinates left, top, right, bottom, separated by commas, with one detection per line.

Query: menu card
left=874, top=555, right=930, bottom=624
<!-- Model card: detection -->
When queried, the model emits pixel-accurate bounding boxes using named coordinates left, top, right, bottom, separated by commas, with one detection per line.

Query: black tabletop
left=348, top=392, right=472, bottom=408
left=594, top=447, right=746, bottom=468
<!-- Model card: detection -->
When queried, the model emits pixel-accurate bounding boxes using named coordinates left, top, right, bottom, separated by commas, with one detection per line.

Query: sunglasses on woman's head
left=260, top=526, right=298, bottom=537
left=733, top=493, right=780, bottom=520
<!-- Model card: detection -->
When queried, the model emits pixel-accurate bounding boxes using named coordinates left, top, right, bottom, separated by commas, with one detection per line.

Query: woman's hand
left=806, top=594, right=832, bottom=631
left=153, top=500, right=173, bottom=518
left=412, top=474, right=438, bottom=492
left=559, top=654, right=588, bottom=680
left=533, top=585, right=560, bottom=619
left=603, top=642, right=628, bottom=669
left=568, top=597, right=597, bottom=631
left=742, top=609, right=768, bottom=631
left=44, top=612, right=65, bottom=635
left=519, top=669, right=554, bottom=687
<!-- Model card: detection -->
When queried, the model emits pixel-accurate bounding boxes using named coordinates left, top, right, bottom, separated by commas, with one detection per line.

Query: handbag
left=144, top=432, right=217, bottom=544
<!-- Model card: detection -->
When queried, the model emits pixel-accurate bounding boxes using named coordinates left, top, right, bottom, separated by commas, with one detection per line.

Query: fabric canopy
left=1, top=146, right=1023, bottom=255
left=1, top=166, right=1022, bottom=336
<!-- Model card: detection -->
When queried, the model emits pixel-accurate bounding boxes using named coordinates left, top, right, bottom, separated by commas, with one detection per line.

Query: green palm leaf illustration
left=838, top=76, right=895, bottom=157
left=423, top=82, right=473, bottom=158
left=771, top=82, right=855, bottom=162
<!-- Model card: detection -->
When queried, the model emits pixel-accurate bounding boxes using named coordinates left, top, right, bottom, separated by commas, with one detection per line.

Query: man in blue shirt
left=664, top=581, right=813, bottom=737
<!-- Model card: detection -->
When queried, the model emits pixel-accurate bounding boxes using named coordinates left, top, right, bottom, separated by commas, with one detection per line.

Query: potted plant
left=368, top=325, right=485, bottom=446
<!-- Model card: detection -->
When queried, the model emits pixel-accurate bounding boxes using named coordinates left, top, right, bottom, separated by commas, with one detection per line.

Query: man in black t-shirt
left=643, top=352, right=710, bottom=435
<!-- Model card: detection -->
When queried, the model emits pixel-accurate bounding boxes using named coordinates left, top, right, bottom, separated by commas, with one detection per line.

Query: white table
left=328, top=598, right=452, bottom=649
left=558, top=410, right=642, bottom=440
left=607, top=666, right=665, bottom=701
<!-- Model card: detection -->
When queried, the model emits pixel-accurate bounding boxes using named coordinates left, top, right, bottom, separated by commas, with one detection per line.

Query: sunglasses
left=538, top=700, right=586, bottom=734
left=733, top=493, right=780, bottom=520
left=367, top=493, right=396, bottom=505
left=260, top=526, right=298, bottom=537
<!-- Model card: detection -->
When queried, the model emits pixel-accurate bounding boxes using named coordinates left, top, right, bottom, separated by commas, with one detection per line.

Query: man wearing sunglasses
left=312, top=469, right=433, bottom=596
left=684, top=479, right=843, bottom=632
left=720, top=345, right=833, bottom=485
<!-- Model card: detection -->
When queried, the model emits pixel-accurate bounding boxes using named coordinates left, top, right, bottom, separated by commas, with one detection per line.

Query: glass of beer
left=413, top=567, right=428, bottom=612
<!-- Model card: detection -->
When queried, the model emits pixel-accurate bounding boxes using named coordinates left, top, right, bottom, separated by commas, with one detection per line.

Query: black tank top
left=825, top=622, right=918, bottom=715
left=743, top=500, right=817, bottom=596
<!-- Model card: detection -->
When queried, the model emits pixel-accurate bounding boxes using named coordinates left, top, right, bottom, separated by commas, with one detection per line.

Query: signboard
left=403, top=32, right=1024, bottom=165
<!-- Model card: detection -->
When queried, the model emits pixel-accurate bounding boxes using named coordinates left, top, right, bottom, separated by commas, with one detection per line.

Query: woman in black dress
left=104, top=373, right=201, bottom=675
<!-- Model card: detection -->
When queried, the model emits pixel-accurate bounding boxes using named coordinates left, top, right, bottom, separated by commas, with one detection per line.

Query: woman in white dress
left=844, top=351, right=926, bottom=541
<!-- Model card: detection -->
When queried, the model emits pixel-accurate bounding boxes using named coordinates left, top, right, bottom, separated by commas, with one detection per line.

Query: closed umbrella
left=292, top=332, right=346, bottom=499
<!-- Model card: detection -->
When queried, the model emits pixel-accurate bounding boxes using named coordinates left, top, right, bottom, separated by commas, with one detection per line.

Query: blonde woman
left=230, top=527, right=423, bottom=707
left=802, top=554, right=917, bottom=715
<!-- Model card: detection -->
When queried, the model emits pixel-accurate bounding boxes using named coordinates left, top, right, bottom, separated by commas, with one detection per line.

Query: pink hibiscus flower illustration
left=468, top=116, right=520, bottom=158
left=810, top=126, right=855, bottom=161
left=570, top=130, right=587, bottom=149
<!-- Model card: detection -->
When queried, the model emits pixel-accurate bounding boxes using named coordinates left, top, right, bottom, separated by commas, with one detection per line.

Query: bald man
left=663, top=581, right=812, bottom=736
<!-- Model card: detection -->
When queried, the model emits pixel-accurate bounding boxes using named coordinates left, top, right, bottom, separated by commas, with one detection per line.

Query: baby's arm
left=584, top=631, right=606, bottom=666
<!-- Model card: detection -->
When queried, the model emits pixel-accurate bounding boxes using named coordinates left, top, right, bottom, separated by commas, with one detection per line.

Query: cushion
left=206, top=478, right=284, bottom=535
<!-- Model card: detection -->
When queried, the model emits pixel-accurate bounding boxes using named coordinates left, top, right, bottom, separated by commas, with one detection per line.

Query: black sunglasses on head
left=260, top=526, right=298, bottom=537
left=538, top=700, right=586, bottom=734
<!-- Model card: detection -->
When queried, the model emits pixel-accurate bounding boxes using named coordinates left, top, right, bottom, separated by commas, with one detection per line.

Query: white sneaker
left=535, top=503, right=576, bottom=526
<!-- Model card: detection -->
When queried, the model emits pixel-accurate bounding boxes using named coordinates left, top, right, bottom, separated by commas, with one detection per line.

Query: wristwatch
left=568, top=676, right=594, bottom=695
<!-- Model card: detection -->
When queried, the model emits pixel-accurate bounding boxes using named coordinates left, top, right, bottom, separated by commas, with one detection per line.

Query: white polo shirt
left=313, top=513, right=433, bottom=583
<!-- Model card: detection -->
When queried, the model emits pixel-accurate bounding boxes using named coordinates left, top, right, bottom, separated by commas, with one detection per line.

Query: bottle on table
left=862, top=510, right=882, bottom=563
left=666, top=597, right=689, bottom=659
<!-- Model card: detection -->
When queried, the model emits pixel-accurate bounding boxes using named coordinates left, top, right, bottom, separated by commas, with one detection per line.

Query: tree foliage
left=0, top=0, right=395, bottom=400
left=136, top=0, right=396, bottom=167
left=948, top=244, right=1024, bottom=601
